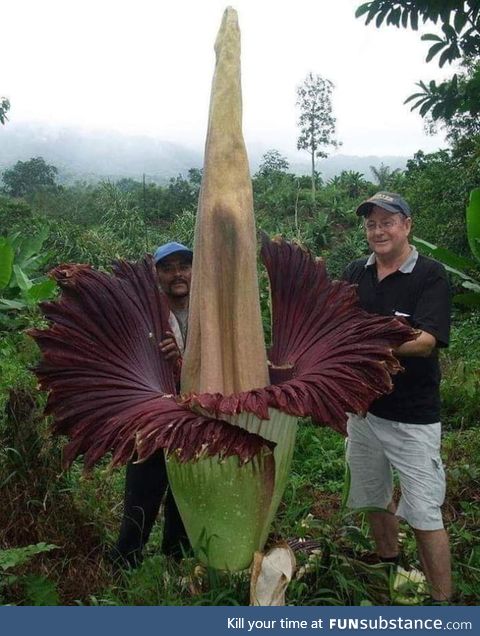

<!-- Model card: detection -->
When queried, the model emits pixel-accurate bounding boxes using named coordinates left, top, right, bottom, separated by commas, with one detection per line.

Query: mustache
left=170, top=277, right=188, bottom=285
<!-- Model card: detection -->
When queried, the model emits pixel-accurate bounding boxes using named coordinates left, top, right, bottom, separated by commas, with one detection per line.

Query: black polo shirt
left=342, top=250, right=451, bottom=424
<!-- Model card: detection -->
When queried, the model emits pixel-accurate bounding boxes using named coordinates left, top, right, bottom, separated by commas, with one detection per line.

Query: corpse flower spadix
left=29, top=7, right=415, bottom=571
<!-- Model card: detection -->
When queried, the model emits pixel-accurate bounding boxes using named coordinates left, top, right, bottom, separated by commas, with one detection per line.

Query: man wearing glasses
left=111, top=242, right=192, bottom=568
left=342, top=192, right=452, bottom=603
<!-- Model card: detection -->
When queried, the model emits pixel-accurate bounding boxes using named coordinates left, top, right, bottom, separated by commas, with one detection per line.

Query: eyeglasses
left=364, top=218, right=404, bottom=232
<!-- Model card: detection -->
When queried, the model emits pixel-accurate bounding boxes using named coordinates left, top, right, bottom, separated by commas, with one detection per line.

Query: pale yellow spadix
left=181, top=6, right=269, bottom=396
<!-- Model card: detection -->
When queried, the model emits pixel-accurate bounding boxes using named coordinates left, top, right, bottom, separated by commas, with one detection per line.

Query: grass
left=2, top=419, right=478, bottom=605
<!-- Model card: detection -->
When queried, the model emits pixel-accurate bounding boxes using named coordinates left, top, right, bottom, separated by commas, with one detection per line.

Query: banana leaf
left=467, top=188, right=480, bottom=263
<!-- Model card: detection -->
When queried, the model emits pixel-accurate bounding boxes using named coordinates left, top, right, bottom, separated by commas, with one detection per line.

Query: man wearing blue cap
left=342, top=192, right=452, bottom=603
left=154, top=242, right=193, bottom=363
left=112, top=242, right=193, bottom=567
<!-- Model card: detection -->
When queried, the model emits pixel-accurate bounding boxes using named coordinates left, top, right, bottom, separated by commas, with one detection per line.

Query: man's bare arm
left=395, top=330, right=436, bottom=358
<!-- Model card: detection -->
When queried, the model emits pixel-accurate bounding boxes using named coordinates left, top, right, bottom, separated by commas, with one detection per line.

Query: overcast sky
left=2, top=0, right=451, bottom=158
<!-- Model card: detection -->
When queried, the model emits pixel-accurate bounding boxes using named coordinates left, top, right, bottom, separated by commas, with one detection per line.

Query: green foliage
left=112, top=171, right=200, bottom=225
left=253, top=150, right=313, bottom=224
left=1, top=157, right=58, bottom=198
left=0, top=543, right=58, bottom=572
left=405, top=65, right=480, bottom=123
left=0, top=340, right=55, bottom=489
left=370, top=163, right=403, bottom=191
left=97, top=182, right=149, bottom=257
left=0, top=231, right=57, bottom=326
left=356, top=1, right=480, bottom=125
left=412, top=188, right=480, bottom=307
left=441, top=310, right=480, bottom=429
left=164, top=209, right=196, bottom=248
left=0, top=334, right=37, bottom=419
left=412, top=235, right=480, bottom=305
left=441, top=428, right=480, bottom=600
left=162, top=173, right=200, bottom=219
left=257, top=149, right=290, bottom=176
left=334, top=171, right=369, bottom=199
left=298, top=210, right=332, bottom=252
left=402, top=149, right=479, bottom=255
left=45, top=220, right=126, bottom=268
left=22, top=575, right=60, bottom=606
left=254, top=170, right=300, bottom=220
left=325, top=225, right=368, bottom=279
left=441, top=358, right=480, bottom=429
left=0, top=237, right=14, bottom=289
left=467, top=187, right=480, bottom=262
left=29, top=182, right=103, bottom=226
left=0, top=196, right=35, bottom=236
left=296, top=73, right=340, bottom=160
left=0, top=543, right=59, bottom=606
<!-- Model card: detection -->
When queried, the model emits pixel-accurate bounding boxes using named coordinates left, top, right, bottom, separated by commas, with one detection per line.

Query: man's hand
left=159, top=331, right=181, bottom=362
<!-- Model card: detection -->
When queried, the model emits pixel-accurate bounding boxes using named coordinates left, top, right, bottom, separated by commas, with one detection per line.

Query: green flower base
left=166, top=409, right=298, bottom=571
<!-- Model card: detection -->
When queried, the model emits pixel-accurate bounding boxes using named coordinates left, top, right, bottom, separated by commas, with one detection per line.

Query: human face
left=364, top=206, right=411, bottom=260
left=156, top=253, right=192, bottom=298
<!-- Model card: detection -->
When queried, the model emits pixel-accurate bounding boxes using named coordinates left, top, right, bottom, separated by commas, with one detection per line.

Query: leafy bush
left=403, top=149, right=479, bottom=256
left=325, top=225, right=368, bottom=279
left=45, top=220, right=136, bottom=269
left=441, top=310, right=480, bottom=429
left=0, top=196, right=35, bottom=236
left=162, top=209, right=196, bottom=248
left=0, top=543, right=59, bottom=606
left=0, top=231, right=57, bottom=330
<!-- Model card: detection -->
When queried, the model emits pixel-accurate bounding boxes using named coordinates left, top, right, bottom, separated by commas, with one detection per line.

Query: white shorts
left=346, top=412, right=446, bottom=531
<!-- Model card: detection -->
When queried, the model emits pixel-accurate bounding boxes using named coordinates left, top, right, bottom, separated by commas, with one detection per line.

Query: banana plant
left=413, top=188, right=480, bottom=307
left=0, top=230, right=57, bottom=317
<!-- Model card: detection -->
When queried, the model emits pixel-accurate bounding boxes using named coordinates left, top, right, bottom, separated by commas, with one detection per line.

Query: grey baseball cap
left=356, top=191, right=411, bottom=217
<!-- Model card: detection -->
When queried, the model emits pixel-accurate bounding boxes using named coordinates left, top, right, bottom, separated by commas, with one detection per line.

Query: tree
left=296, top=73, right=340, bottom=200
left=257, top=149, right=290, bottom=177
left=355, top=1, right=480, bottom=126
left=187, top=167, right=203, bottom=187
left=413, top=188, right=480, bottom=307
left=2, top=157, right=58, bottom=198
left=0, top=97, right=10, bottom=125
left=337, top=170, right=370, bottom=198
left=253, top=151, right=298, bottom=219
left=370, top=162, right=402, bottom=189
left=402, top=148, right=479, bottom=255
left=164, top=173, right=199, bottom=215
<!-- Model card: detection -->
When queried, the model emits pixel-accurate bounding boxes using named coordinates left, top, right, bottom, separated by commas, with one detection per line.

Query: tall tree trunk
left=310, top=146, right=316, bottom=202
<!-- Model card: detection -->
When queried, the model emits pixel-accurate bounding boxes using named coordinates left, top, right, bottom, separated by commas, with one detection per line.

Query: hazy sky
left=2, top=0, right=451, bottom=158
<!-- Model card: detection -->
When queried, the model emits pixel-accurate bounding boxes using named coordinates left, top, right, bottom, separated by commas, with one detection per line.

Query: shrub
left=441, top=310, right=480, bottom=429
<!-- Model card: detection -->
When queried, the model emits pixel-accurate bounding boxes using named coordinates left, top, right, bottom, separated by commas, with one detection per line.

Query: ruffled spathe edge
left=29, top=239, right=416, bottom=469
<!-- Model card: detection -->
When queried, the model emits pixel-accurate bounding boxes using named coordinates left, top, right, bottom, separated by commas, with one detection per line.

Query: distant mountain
left=311, top=154, right=408, bottom=181
left=0, top=123, right=203, bottom=184
left=0, top=122, right=408, bottom=184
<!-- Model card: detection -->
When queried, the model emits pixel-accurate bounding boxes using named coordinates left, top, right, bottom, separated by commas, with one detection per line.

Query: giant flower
left=30, top=8, right=415, bottom=571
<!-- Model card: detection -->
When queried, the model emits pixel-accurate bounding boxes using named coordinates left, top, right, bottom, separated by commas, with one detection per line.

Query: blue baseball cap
left=153, top=241, right=193, bottom=265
